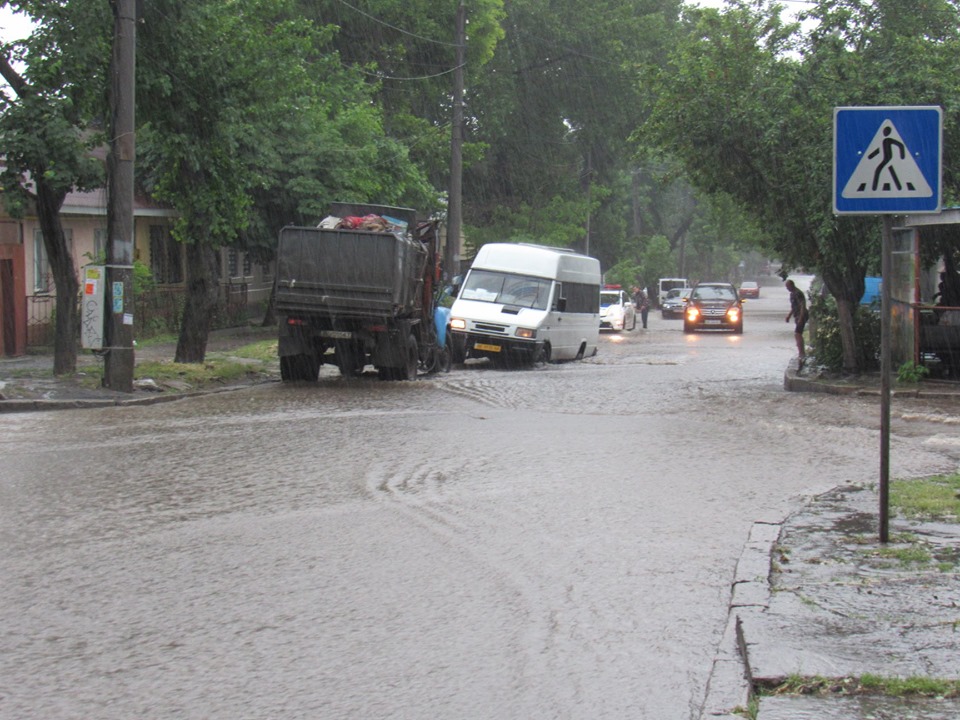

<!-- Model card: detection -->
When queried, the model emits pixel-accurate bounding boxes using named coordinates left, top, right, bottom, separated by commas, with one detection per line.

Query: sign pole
left=879, top=216, right=893, bottom=543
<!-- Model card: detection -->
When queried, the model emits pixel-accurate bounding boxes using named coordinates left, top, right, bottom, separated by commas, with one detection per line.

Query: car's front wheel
left=683, top=321, right=695, bottom=334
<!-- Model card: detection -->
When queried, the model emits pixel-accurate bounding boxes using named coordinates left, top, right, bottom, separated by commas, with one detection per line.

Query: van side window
left=560, top=281, right=600, bottom=313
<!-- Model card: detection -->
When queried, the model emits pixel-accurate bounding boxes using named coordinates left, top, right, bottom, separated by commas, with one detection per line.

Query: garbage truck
left=274, top=203, right=450, bottom=381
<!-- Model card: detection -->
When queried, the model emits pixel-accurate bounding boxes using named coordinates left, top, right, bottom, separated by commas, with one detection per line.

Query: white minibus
left=449, top=243, right=601, bottom=365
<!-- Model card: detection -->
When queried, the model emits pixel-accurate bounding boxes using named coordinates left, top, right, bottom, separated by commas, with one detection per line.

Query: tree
left=461, top=0, right=684, bottom=262
left=136, top=0, right=439, bottom=363
left=0, top=1, right=110, bottom=374
left=641, top=0, right=960, bottom=373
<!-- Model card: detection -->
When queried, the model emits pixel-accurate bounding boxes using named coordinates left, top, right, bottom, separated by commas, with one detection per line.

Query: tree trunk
left=35, top=176, right=78, bottom=375
left=835, top=295, right=859, bottom=375
left=175, top=242, right=220, bottom=363
left=260, top=281, right=277, bottom=327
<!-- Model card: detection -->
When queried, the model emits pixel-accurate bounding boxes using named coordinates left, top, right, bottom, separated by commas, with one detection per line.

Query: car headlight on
left=686, top=307, right=700, bottom=321
left=515, top=327, right=536, bottom=339
left=450, top=318, right=466, bottom=331
left=726, top=307, right=740, bottom=322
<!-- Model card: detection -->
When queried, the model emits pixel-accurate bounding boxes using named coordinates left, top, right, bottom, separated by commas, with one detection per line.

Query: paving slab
left=743, top=485, right=960, bottom=683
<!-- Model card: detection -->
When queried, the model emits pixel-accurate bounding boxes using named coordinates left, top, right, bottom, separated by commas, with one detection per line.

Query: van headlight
left=450, top=318, right=466, bottom=331
left=515, top=327, right=536, bottom=339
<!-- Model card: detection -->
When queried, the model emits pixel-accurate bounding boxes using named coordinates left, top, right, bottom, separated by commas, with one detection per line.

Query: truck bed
left=275, top=225, right=427, bottom=321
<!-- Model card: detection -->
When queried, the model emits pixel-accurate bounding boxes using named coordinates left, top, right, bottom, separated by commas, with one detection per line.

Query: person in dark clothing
left=633, top=286, right=649, bottom=329
left=785, top=279, right=808, bottom=364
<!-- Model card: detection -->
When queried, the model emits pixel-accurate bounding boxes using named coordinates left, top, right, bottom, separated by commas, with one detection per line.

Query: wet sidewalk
left=704, top=484, right=960, bottom=719
left=0, top=324, right=279, bottom=412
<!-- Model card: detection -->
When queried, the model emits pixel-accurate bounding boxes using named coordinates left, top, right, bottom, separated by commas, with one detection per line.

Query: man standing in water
left=785, top=279, right=809, bottom=366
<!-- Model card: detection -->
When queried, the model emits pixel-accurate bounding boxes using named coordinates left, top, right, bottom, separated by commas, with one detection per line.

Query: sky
left=0, top=5, right=34, bottom=42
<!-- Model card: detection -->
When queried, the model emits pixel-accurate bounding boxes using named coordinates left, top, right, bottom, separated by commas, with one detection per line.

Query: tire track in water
left=363, top=455, right=587, bottom=715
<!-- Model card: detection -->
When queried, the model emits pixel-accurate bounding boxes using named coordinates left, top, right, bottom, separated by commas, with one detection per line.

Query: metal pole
left=445, top=1, right=465, bottom=280
left=104, top=0, right=136, bottom=391
left=880, top=215, right=893, bottom=543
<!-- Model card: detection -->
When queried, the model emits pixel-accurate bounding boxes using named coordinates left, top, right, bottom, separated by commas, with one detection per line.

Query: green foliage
left=809, top=293, right=881, bottom=373
left=640, top=0, right=960, bottom=371
left=897, top=361, right=930, bottom=384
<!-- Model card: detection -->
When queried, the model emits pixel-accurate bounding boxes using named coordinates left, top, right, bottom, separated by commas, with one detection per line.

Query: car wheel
left=535, top=341, right=552, bottom=365
left=735, top=321, right=743, bottom=334
left=683, top=321, right=695, bottom=334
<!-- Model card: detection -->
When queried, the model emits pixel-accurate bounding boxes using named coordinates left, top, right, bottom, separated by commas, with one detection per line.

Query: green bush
left=809, top=293, right=881, bottom=373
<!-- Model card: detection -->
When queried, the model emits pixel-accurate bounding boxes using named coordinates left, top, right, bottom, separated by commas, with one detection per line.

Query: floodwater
left=2, top=289, right=958, bottom=720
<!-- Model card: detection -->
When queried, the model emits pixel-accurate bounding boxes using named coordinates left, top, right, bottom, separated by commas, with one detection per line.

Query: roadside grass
left=891, top=473, right=960, bottom=521
left=756, top=673, right=960, bottom=699
left=134, top=339, right=278, bottom=387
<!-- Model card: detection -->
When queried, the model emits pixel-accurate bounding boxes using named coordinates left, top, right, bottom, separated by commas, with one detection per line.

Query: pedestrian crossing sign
left=834, top=106, right=942, bottom=215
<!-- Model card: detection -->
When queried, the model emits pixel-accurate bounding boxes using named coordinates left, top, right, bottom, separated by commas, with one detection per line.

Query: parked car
left=660, top=287, right=689, bottom=319
left=683, top=282, right=743, bottom=334
left=739, top=281, right=760, bottom=299
left=600, top=287, right=637, bottom=331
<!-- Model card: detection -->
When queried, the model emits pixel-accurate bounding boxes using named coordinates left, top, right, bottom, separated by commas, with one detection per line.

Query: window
left=33, top=231, right=49, bottom=293
left=94, top=228, right=108, bottom=262
left=149, top=225, right=182, bottom=284
left=33, top=229, right=73, bottom=293
left=226, top=249, right=253, bottom=279
left=557, top=281, right=600, bottom=314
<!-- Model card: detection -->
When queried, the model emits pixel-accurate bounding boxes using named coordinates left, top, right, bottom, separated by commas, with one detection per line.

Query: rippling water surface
left=2, top=294, right=957, bottom=720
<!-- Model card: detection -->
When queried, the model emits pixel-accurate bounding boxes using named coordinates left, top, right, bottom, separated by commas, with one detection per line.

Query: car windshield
left=692, top=285, right=736, bottom=301
left=600, top=292, right=622, bottom=308
left=459, top=270, right=551, bottom=310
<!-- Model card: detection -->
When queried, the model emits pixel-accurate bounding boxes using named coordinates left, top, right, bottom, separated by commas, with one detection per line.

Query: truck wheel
left=402, top=334, right=419, bottom=380
left=439, top=338, right=452, bottom=373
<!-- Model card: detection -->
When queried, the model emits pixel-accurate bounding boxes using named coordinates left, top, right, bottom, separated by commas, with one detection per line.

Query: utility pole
left=104, top=0, right=136, bottom=391
left=445, top=1, right=465, bottom=280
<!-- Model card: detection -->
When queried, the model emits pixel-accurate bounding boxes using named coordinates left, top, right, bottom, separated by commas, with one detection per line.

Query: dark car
left=660, top=287, right=689, bottom=319
left=739, top=281, right=760, bottom=299
left=683, top=282, right=743, bottom=334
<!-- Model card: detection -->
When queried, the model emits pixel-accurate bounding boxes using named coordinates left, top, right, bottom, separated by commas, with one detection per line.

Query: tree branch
left=0, top=54, right=27, bottom=97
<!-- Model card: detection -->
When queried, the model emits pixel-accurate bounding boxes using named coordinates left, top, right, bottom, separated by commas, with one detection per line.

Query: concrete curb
left=0, top=381, right=276, bottom=414
left=699, top=519, right=782, bottom=719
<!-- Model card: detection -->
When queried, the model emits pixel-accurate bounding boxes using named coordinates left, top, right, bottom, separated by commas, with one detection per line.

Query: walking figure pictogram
left=866, top=125, right=910, bottom=192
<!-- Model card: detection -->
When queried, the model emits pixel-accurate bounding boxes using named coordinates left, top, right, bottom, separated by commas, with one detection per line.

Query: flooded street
left=3, top=289, right=959, bottom=720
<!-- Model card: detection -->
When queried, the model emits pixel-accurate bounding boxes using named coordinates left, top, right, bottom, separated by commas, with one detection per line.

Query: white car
left=600, top=288, right=637, bottom=331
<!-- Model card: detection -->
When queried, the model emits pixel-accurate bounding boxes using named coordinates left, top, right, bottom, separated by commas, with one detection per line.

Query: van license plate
left=475, top=342, right=501, bottom=353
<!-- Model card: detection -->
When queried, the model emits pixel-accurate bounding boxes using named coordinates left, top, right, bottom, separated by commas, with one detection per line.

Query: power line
left=333, top=0, right=461, bottom=48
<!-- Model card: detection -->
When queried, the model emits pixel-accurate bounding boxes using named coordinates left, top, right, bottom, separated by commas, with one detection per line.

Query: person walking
left=633, top=286, right=649, bottom=329
left=785, top=279, right=809, bottom=366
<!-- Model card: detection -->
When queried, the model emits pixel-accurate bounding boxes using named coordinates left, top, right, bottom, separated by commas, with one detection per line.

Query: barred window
left=33, top=229, right=74, bottom=293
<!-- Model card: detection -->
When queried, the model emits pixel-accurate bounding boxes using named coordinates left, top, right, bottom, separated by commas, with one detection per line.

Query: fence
left=26, top=282, right=262, bottom=351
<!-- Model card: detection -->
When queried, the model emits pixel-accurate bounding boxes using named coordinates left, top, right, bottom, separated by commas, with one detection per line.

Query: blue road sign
left=834, top=106, right=942, bottom=215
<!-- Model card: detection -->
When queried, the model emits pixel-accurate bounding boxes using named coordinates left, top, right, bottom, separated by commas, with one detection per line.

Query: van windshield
left=460, top=270, right=551, bottom=310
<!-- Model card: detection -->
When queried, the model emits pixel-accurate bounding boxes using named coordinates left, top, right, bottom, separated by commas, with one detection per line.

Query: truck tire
left=402, top=334, right=419, bottom=380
